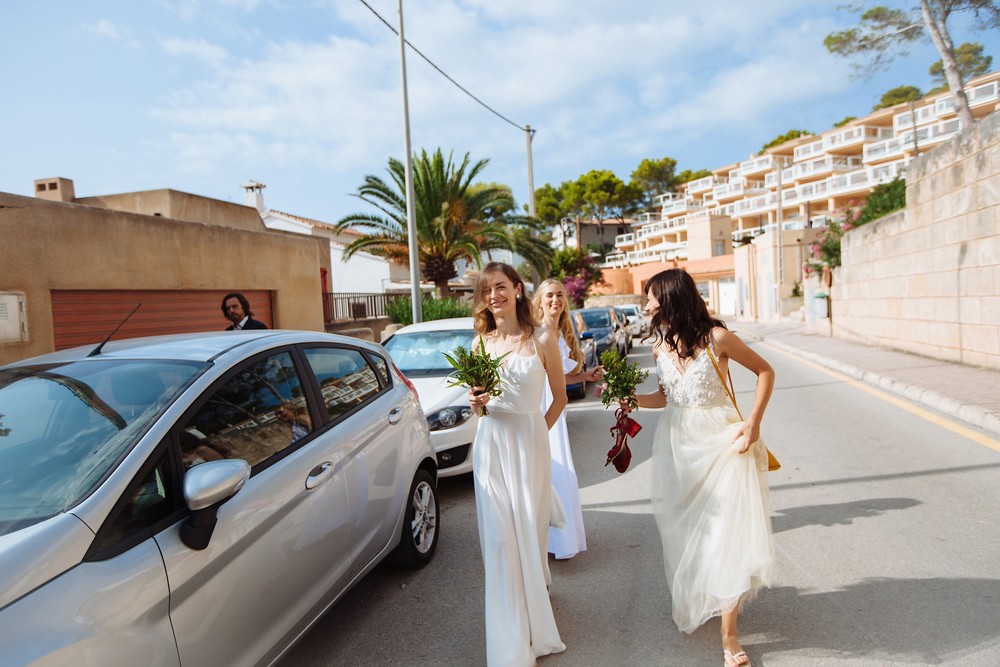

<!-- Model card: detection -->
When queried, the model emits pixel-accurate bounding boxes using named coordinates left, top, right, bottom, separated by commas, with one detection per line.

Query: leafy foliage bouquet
left=442, top=338, right=510, bottom=416
left=599, top=348, right=648, bottom=410
left=598, top=348, right=649, bottom=473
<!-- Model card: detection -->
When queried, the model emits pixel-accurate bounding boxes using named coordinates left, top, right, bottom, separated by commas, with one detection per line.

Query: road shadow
left=771, top=497, right=920, bottom=534
left=741, top=577, right=1000, bottom=664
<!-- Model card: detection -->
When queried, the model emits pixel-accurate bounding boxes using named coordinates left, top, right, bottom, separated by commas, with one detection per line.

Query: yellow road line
left=760, top=342, right=1000, bottom=454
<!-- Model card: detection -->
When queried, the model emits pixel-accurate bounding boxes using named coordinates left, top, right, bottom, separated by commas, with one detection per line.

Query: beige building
left=0, top=178, right=331, bottom=364
left=600, top=70, right=1000, bottom=321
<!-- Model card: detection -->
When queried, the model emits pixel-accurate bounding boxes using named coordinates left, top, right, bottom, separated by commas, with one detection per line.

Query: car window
left=89, top=447, right=178, bottom=558
left=383, top=330, right=475, bottom=375
left=179, top=351, right=313, bottom=470
left=302, top=347, right=382, bottom=420
left=366, top=351, right=391, bottom=386
left=579, top=311, right=610, bottom=328
left=0, top=360, right=204, bottom=537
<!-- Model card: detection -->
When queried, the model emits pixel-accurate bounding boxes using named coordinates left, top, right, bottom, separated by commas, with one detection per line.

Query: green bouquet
left=443, top=338, right=510, bottom=416
left=599, top=348, right=649, bottom=411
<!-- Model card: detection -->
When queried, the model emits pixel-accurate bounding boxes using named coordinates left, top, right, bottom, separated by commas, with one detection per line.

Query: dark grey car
left=572, top=307, right=629, bottom=359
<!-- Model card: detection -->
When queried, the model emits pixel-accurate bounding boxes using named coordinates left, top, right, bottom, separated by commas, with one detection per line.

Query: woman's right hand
left=468, top=386, right=491, bottom=412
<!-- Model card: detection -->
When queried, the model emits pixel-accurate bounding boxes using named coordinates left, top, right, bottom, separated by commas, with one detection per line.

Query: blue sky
left=4, top=1, right=998, bottom=223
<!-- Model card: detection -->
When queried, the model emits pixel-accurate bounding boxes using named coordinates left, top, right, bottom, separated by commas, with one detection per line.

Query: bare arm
left=713, top=327, right=774, bottom=451
left=538, top=329, right=568, bottom=429
left=620, top=345, right=666, bottom=411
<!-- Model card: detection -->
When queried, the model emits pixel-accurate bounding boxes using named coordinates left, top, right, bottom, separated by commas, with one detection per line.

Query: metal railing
left=322, top=292, right=393, bottom=323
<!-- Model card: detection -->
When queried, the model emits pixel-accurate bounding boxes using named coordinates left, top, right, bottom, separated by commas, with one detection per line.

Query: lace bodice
left=655, top=343, right=729, bottom=408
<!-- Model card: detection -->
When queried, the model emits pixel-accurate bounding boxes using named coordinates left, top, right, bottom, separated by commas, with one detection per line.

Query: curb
left=741, top=332, right=1000, bottom=439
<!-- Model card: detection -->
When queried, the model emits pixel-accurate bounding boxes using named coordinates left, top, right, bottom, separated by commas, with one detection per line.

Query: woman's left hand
left=733, top=419, right=760, bottom=454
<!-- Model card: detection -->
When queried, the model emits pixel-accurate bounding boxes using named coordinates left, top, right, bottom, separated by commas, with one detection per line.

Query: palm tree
left=335, top=149, right=551, bottom=297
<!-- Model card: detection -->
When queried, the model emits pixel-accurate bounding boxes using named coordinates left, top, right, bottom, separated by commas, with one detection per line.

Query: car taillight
left=392, top=363, right=419, bottom=400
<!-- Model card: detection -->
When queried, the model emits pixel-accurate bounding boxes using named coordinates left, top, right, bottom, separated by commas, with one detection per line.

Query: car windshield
left=0, top=359, right=206, bottom=536
left=579, top=311, right=610, bottom=328
left=383, top=329, right=475, bottom=376
left=621, top=306, right=640, bottom=317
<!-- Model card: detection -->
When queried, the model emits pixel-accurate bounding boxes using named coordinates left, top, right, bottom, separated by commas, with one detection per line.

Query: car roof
left=2, top=330, right=377, bottom=368
left=392, top=317, right=475, bottom=334
left=573, top=307, right=612, bottom=313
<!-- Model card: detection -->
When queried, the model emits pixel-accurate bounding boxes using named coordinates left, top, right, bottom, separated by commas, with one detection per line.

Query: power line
left=357, top=0, right=528, bottom=133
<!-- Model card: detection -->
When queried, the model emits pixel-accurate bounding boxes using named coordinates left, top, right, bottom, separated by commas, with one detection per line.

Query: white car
left=383, top=318, right=478, bottom=478
left=618, top=303, right=650, bottom=338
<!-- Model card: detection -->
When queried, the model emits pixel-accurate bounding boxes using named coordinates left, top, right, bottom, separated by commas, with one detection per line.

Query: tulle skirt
left=651, top=402, right=775, bottom=634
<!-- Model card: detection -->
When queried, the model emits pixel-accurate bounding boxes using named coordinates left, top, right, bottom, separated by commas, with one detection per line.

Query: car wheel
left=386, top=468, right=438, bottom=567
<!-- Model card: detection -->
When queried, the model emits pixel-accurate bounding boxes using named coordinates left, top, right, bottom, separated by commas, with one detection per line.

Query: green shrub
left=857, top=177, right=905, bottom=225
left=387, top=294, right=473, bottom=326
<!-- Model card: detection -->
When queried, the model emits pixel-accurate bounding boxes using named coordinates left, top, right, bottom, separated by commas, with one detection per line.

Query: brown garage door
left=51, top=289, right=273, bottom=351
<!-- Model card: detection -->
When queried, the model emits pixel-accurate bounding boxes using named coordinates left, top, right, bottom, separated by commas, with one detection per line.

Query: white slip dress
left=473, top=334, right=566, bottom=666
left=651, top=341, right=775, bottom=634
left=542, top=333, right=587, bottom=559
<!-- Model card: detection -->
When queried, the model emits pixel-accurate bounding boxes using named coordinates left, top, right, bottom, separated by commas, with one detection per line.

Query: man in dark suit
left=222, top=292, right=268, bottom=330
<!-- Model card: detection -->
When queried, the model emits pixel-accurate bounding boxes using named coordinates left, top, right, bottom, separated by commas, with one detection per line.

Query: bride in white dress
left=468, top=263, right=568, bottom=667
left=532, top=279, right=602, bottom=560
left=624, top=269, right=776, bottom=667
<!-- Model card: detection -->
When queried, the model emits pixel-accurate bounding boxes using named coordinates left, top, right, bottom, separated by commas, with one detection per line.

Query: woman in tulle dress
left=624, top=268, right=776, bottom=667
left=532, top=279, right=601, bottom=559
left=467, top=263, right=568, bottom=667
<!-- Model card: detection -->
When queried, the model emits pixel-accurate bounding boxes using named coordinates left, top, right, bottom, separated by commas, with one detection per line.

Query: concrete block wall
left=832, top=110, right=1000, bottom=370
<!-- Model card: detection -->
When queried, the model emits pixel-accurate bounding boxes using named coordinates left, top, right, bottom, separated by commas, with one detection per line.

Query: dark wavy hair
left=644, top=269, right=725, bottom=358
left=473, top=262, right=537, bottom=341
left=221, top=292, right=253, bottom=318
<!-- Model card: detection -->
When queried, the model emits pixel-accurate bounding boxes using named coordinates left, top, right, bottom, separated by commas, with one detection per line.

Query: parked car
left=0, top=330, right=438, bottom=667
left=567, top=311, right=599, bottom=400
left=618, top=303, right=650, bottom=339
left=573, top=306, right=629, bottom=359
left=614, top=307, right=634, bottom=352
left=383, top=317, right=478, bottom=477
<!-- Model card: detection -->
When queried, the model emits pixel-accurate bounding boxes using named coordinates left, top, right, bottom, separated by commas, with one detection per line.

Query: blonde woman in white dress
left=623, top=268, right=776, bottom=667
left=532, top=279, right=601, bottom=560
left=467, top=263, right=567, bottom=667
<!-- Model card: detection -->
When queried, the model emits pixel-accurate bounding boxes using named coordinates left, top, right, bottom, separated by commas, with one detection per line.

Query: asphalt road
left=281, top=340, right=1000, bottom=667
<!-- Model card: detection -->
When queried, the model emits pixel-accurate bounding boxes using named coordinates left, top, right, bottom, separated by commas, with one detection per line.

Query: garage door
left=51, top=289, right=273, bottom=351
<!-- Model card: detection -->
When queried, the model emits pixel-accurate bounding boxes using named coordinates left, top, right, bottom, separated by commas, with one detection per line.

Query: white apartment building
left=598, top=70, right=1000, bottom=321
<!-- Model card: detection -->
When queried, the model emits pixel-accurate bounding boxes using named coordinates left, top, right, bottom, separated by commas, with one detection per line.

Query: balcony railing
left=865, top=118, right=961, bottom=161
left=614, top=232, right=636, bottom=246
left=822, top=125, right=894, bottom=152
left=322, top=292, right=392, bottom=323
left=739, top=154, right=790, bottom=176
left=660, top=196, right=705, bottom=215
left=686, top=175, right=721, bottom=193
left=784, top=155, right=864, bottom=181
left=793, top=139, right=824, bottom=161
left=712, top=179, right=766, bottom=202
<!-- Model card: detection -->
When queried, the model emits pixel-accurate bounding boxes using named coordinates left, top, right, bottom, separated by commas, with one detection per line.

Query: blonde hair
left=532, top=278, right=584, bottom=373
left=473, top=262, right=537, bottom=342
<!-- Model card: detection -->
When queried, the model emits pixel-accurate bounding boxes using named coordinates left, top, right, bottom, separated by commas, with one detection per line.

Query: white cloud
left=161, top=37, right=229, bottom=67
left=86, top=19, right=140, bottom=48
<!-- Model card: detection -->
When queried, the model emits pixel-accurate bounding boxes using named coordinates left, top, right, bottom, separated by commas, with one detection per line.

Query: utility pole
left=774, top=163, right=784, bottom=319
left=525, top=125, right=537, bottom=217
left=398, top=0, right=421, bottom=324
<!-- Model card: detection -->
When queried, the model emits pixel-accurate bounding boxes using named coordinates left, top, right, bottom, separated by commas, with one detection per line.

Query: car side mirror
left=581, top=331, right=594, bottom=340
left=180, top=459, right=250, bottom=550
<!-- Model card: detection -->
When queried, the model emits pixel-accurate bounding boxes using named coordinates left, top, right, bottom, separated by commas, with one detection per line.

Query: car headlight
left=427, top=405, right=475, bottom=431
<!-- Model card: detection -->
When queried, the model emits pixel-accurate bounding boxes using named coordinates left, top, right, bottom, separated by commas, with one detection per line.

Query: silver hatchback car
left=0, top=331, right=438, bottom=666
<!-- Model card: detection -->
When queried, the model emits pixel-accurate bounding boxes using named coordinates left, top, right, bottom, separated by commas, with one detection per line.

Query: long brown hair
left=532, top=278, right=583, bottom=373
left=644, top=268, right=726, bottom=358
left=473, top=262, right=537, bottom=341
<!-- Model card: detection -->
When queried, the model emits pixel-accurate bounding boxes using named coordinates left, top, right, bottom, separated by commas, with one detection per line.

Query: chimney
left=34, top=177, right=76, bottom=202
left=242, top=180, right=266, bottom=212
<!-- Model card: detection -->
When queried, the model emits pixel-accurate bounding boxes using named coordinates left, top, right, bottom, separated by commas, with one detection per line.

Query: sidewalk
left=732, top=321, right=1000, bottom=439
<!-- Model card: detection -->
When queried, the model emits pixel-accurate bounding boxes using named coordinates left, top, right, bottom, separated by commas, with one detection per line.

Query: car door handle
left=387, top=407, right=403, bottom=424
left=305, top=461, right=334, bottom=490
